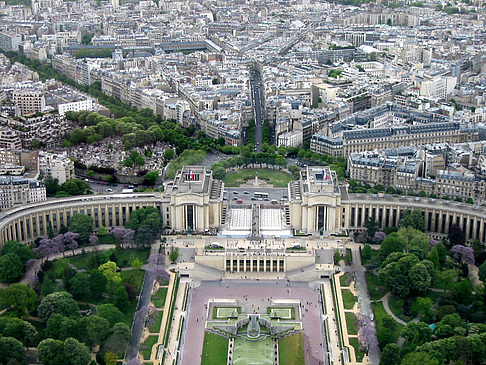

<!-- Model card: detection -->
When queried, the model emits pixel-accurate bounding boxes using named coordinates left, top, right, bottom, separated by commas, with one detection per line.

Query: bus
left=253, top=192, right=269, bottom=198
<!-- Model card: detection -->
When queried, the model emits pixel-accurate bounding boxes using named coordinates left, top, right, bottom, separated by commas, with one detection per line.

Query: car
left=106, top=188, right=113, bottom=192
left=244, top=191, right=249, bottom=194
left=233, top=197, right=238, bottom=201
left=282, top=195, right=288, bottom=199
left=223, top=197, right=228, bottom=201
left=128, top=185, right=135, bottom=188
left=264, top=198, right=269, bottom=201
left=233, top=191, right=238, bottom=195
left=251, top=197, right=256, bottom=201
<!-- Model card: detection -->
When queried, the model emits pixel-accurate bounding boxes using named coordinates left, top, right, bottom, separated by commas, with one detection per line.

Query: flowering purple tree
left=88, top=233, right=99, bottom=251
left=34, top=238, right=63, bottom=262
left=355, top=314, right=378, bottom=351
left=451, top=245, right=475, bottom=265
left=372, top=231, right=386, bottom=244
left=63, top=231, right=79, bottom=255
left=145, top=306, right=158, bottom=328
left=111, top=227, right=135, bottom=248
left=122, top=229, right=135, bottom=248
left=52, top=234, right=65, bottom=257
left=147, top=253, right=169, bottom=283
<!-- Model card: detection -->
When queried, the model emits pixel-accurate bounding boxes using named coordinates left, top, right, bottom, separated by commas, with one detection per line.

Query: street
left=250, top=69, right=265, bottom=151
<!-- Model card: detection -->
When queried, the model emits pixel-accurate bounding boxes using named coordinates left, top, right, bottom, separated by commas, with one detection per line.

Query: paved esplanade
left=182, top=281, right=325, bottom=365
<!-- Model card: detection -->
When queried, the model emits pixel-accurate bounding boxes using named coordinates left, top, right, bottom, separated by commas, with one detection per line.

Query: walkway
left=350, top=248, right=380, bottom=365
left=125, top=242, right=160, bottom=361
left=321, top=279, right=342, bottom=365
left=379, top=293, right=407, bottom=326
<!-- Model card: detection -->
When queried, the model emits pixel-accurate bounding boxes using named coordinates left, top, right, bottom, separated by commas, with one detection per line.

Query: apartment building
left=12, top=89, right=46, bottom=116
left=0, top=128, right=22, bottom=149
left=0, top=177, right=46, bottom=211
left=38, top=152, right=74, bottom=184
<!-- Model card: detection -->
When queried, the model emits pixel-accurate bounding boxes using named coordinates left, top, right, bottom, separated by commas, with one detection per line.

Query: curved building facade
left=0, top=165, right=485, bottom=246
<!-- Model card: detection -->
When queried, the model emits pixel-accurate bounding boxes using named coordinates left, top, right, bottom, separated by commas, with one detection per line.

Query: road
left=250, top=68, right=265, bottom=151
left=224, top=186, right=288, bottom=204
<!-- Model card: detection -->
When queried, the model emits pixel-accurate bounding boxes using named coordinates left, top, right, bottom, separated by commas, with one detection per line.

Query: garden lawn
left=340, top=273, right=353, bottom=287
left=345, top=312, right=357, bottom=335
left=152, top=287, right=168, bottom=308
left=372, top=302, right=404, bottom=342
left=388, top=295, right=410, bottom=322
left=149, top=311, right=163, bottom=333
left=366, top=271, right=386, bottom=301
left=278, top=333, right=305, bottom=365
left=67, top=248, right=150, bottom=270
left=349, top=338, right=365, bottom=362
left=201, top=332, right=228, bottom=365
left=342, top=289, right=358, bottom=310
left=141, top=335, right=158, bottom=360
left=223, top=168, right=292, bottom=187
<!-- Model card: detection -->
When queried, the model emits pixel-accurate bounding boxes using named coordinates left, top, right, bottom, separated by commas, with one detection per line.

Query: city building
left=39, top=152, right=74, bottom=184
left=0, top=177, right=46, bottom=211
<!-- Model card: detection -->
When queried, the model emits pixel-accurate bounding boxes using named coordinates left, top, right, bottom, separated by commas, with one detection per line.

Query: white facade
left=278, top=130, right=303, bottom=147
left=58, top=99, right=93, bottom=116
left=39, top=152, right=74, bottom=184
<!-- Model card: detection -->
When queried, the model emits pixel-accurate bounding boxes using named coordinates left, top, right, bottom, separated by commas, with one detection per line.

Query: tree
left=379, top=233, right=405, bottom=262
left=401, top=352, right=439, bottom=365
left=135, top=225, right=155, bottom=246
left=34, top=238, right=64, bottom=261
left=0, top=283, right=37, bottom=315
left=88, top=234, right=99, bottom=250
left=103, top=323, right=131, bottom=356
left=60, top=179, right=92, bottom=196
left=0, top=253, right=24, bottom=283
left=97, top=304, right=124, bottom=327
left=451, top=245, right=475, bottom=265
left=131, top=258, right=143, bottom=271
left=1, top=241, right=34, bottom=263
left=400, top=210, right=425, bottom=232
left=169, top=246, right=179, bottom=264
left=115, top=286, right=130, bottom=312
left=38, top=292, right=80, bottom=321
left=411, top=297, right=433, bottom=319
left=105, top=352, right=118, bottom=365
left=69, top=214, right=94, bottom=244
left=361, top=244, right=373, bottom=263
left=89, top=269, right=107, bottom=298
left=63, top=337, right=91, bottom=365
left=448, top=224, right=465, bottom=246
left=83, top=315, right=109, bottom=346
left=144, top=171, right=159, bottom=185
left=38, top=338, right=65, bottom=365
left=163, top=149, right=174, bottom=160
left=381, top=343, right=401, bottom=365
left=69, top=273, right=91, bottom=299
left=0, top=337, right=26, bottom=364
left=63, top=231, right=79, bottom=254
left=98, top=261, right=121, bottom=284
left=480, top=261, right=486, bottom=281
left=401, top=321, right=432, bottom=349
left=365, top=217, right=378, bottom=239
left=409, top=262, right=432, bottom=294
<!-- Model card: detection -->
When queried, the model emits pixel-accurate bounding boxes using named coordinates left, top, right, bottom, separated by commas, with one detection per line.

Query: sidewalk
left=322, top=279, right=342, bottom=365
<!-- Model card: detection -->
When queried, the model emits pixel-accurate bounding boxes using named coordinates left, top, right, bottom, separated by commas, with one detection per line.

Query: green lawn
left=223, top=168, right=293, bottom=187
left=140, top=335, right=158, bottom=360
left=342, top=289, right=358, bottom=310
left=149, top=310, right=163, bottom=333
left=388, top=295, right=410, bottom=322
left=201, top=332, right=228, bottom=365
left=152, top=287, right=168, bottom=308
left=345, top=312, right=357, bottom=335
left=366, top=271, right=386, bottom=301
left=349, top=338, right=365, bottom=362
left=372, top=302, right=404, bottom=342
left=212, top=306, right=241, bottom=319
left=120, top=269, right=144, bottom=289
left=340, top=273, right=353, bottom=287
left=279, top=333, right=305, bottom=365
left=67, top=248, right=150, bottom=270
